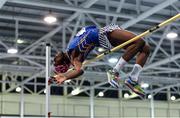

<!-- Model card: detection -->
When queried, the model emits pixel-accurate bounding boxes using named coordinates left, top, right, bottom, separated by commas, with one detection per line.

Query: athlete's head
left=53, top=51, right=71, bottom=73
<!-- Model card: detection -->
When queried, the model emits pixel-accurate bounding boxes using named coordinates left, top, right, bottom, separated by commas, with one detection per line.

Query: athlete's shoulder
left=84, top=25, right=97, bottom=29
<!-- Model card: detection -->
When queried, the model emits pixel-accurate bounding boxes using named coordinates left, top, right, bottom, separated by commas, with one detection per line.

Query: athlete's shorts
left=99, top=24, right=122, bottom=49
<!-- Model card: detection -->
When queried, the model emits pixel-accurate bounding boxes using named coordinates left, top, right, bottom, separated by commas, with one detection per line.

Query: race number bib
left=76, top=28, right=86, bottom=36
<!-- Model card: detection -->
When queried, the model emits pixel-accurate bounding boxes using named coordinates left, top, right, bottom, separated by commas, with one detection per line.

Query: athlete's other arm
left=64, top=57, right=84, bottom=79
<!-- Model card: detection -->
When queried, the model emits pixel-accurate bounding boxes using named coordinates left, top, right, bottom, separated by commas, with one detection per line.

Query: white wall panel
left=0, top=93, right=180, bottom=118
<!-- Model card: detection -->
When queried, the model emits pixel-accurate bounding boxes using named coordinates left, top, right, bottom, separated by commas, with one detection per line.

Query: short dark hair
left=54, top=51, right=65, bottom=66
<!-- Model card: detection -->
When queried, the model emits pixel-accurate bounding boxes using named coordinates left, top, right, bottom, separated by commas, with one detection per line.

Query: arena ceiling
left=0, top=0, right=180, bottom=99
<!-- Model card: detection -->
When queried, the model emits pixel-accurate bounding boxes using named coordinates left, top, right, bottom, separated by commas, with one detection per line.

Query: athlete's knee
left=142, top=45, right=150, bottom=55
left=135, top=39, right=145, bottom=48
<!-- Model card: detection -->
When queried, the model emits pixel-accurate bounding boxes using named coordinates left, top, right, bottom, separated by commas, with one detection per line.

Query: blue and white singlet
left=66, top=24, right=121, bottom=61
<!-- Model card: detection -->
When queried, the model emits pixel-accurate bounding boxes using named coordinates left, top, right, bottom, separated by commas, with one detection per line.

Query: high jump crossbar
left=83, top=13, right=180, bottom=66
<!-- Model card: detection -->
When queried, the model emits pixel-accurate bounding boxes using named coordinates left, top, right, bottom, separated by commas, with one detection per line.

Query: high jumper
left=49, top=14, right=180, bottom=97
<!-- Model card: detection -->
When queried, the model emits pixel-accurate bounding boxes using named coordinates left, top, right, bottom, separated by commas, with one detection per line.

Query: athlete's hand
left=54, top=73, right=67, bottom=85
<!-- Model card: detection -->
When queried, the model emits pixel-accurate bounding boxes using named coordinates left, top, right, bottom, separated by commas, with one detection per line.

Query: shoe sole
left=107, top=72, right=119, bottom=88
left=124, top=80, right=145, bottom=97
left=109, top=79, right=119, bottom=88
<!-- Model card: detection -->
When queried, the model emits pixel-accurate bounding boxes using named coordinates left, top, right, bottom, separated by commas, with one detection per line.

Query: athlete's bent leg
left=107, top=29, right=150, bottom=96
left=124, top=45, right=150, bottom=97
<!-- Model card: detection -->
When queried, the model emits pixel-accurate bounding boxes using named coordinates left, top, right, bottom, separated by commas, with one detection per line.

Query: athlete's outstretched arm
left=65, top=68, right=84, bottom=79
left=54, top=58, right=84, bottom=84
left=65, top=56, right=84, bottom=78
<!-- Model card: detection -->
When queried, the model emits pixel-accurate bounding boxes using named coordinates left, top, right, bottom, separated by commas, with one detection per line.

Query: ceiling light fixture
left=44, top=13, right=57, bottom=24
left=124, top=93, right=129, bottom=98
left=71, top=87, right=81, bottom=95
left=7, top=48, right=18, bottom=54
left=166, top=31, right=178, bottom=40
left=17, top=39, right=24, bottom=44
left=98, top=91, right=104, bottom=97
left=148, top=94, right=152, bottom=99
left=16, top=87, right=21, bottom=92
left=98, top=47, right=105, bottom=52
left=170, top=96, right=176, bottom=101
left=108, top=57, right=118, bottom=64
left=141, top=83, right=149, bottom=88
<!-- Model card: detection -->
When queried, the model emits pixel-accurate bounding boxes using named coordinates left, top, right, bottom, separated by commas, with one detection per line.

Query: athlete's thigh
left=107, top=29, right=137, bottom=47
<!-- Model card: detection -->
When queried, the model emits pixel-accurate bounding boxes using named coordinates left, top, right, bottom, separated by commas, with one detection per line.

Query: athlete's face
left=54, top=63, right=70, bottom=73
